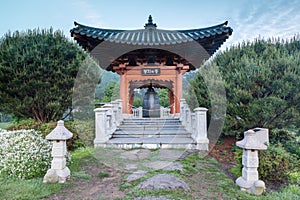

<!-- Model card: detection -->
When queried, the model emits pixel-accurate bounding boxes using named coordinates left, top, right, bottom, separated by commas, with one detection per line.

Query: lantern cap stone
left=46, top=120, right=73, bottom=140
left=236, top=128, right=269, bottom=150
left=194, top=107, right=208, bottom=112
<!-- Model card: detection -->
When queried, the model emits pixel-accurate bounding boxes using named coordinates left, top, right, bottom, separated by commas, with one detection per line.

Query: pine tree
left=0, top=29, right=87, bottom=123
left=191, top=37, right=300, bottom=136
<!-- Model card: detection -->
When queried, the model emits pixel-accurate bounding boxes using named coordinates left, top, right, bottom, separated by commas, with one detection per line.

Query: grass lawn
left=0, top=177, right=62, bottom=200
left=0, top=147, right=299, bottom=200
left=0, top=122, right=11, bottom=130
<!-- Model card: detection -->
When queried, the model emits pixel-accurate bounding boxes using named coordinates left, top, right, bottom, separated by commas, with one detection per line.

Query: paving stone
left=120, top=150, right=139, bottom=160
left=144, top=161, right=183, bottom=171
left=134, top=197, right=170, bottom=200
left=137, top=174, right=189, bottom=191
left=177, top=151, right=191, bottom=160
left=126, top=170, right=147, bottom=182
left=112, top=149, right=125, bottom=153
left=144, top=161, right=171, bottom=170
left=157, top=149, right=186, bottom=160
left=120, top=149, right=151, bottom=160
left=162, top=162, right=183, bottom=171
left=137, top=149, right=151, bottom=159
left=125, top=164, right=138, bottom=171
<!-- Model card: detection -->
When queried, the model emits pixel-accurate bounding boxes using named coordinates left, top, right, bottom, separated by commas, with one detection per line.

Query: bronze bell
left=142, top=84, right=160, bottom=118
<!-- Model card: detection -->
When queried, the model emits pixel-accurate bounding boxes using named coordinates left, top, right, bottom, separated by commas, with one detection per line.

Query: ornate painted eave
left=70, top=18, right=232, bottom=56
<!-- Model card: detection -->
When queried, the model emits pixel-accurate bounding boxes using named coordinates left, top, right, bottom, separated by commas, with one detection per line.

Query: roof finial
left=148, top=15, right=153, bottom=24
left=144, top=15, right=157, bottom=29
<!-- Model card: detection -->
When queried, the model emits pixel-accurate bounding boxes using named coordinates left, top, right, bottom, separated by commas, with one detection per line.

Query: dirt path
left=44, top=161, right=127, bottom=200
left=44, top=147, right=236, bottom=200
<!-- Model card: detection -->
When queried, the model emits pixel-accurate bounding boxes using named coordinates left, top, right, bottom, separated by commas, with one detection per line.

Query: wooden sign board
left=141, top=68, right=160, bottom=76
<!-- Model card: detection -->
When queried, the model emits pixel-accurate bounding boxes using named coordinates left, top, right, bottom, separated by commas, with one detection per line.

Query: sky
left=0, top=0, right=300, bottom=50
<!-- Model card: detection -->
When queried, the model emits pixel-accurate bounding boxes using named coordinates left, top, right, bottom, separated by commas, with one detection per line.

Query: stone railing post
left=193, top=107, right=209, bottom=150
left=102, top=103, right=116, bottom=136
left=235, top=128, right=269, bottom=195
left=185, top=108, right=191, bottom=132
left=111, top=100, right=120, bottom=126
left=138, top=107, right=143, bottom=118
left=94, top=108, right=109, bottom=147
left=160, top=106, right=164, bottom=118
left=116, top=99, right=123, bottom=121
left=180, top=99, right=187, bottom=126
left=190, top=113, right=196, bottom=134
left=43, top=120, right=73, bottom=183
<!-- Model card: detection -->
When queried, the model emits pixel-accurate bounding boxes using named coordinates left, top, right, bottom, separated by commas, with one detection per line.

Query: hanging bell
left=142, top=85, right=160, bottom=118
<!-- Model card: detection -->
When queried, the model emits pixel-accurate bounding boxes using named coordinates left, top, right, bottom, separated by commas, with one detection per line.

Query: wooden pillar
left=129, top=93, right=134, bottom=114
left=117, top=64, right=127, bottom=114
left=168, top=90, right=175, bottom=114
left=175, top=64, right=183, bottom=113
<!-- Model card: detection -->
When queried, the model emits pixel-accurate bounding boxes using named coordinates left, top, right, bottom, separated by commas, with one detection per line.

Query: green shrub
left=269, top=129, right=296, bottom=145
left=0, top=129, right=51, bottom=179
left=283, top=140, right=300, bottom=158
left=269, top=129, right=300, bottom=158
left=8, top=118, right=95, bottom=150
left=8, top=118, right=56, bottom=135
left=232, top=148, right=243, bottom=176
left=288, top=172, right=300, bottom=185
left=259, top=144, right=299, bottom=183
left=60, top=120, right=94, bottom=150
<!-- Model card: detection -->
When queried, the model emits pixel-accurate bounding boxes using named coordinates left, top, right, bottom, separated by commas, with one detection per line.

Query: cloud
left=223, top=0, right=300, bottom=49
left=71, top=0, right=103, bottom=27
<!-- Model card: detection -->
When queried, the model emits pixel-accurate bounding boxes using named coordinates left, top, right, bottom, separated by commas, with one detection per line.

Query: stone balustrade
left=94, top=99, right=123, bottom=147
left=132, top=107, right=143, bottom=118
left=160, top=106, right=171, bottom=118
left=94, top=98, right=208, bottom=150
left=180, top=99, right=209, bottom=150
left=131, top=106, right=171, bottom=119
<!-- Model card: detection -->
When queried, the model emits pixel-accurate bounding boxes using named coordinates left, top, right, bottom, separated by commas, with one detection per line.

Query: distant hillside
left=95, top=70, right=119, bottom=99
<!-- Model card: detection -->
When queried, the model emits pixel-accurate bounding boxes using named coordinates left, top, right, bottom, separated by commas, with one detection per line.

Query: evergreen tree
left=157, top=88, right=170, bottom=107
left=100, top=81, right=118, bottom=102
left=191, top=37, right=300, bottom=136
left=0, top=29, right=87, bottom=123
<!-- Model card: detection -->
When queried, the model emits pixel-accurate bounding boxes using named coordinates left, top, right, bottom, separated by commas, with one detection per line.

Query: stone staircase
left=105, top=118, right=196, bottom=149
left=94, top=99, right=209, bottom=150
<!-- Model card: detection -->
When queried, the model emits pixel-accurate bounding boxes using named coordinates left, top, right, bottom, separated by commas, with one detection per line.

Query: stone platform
left=94, top=118, right=208, bottom=150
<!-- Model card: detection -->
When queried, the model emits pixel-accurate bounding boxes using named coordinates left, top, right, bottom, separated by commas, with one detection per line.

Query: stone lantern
left=235, top=128, right=269, bottom=195
left=43, top=120, right=73, bottom=183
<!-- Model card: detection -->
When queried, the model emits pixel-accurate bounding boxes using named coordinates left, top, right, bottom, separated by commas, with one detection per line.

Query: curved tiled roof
left=70, top=19, right=232, bottom=55
left=72, top=22, right=194, bottom=46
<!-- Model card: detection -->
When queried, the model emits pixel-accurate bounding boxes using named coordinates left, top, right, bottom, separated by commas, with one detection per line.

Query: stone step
left=122, top=118, right=181, bottom=123
left=117, top=125, right=186, bottom=131
left=102, top=117, right=198, bottom=149
left=113, top=135, right=191, bottom=138
left=108, top=137, right=195, bottom=144
left=123, top=118, right=180, bottom=120
left=115, top=129, right=189, bottom=133
left=122, top=121, right=181, bottom=124
left=113, top=133, right=191, bottom=138
left=121, top=122, right=182, bottom=125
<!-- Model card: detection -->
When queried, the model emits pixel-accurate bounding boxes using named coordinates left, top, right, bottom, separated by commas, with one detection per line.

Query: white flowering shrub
left=0, top=129, right=51, bottom=179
